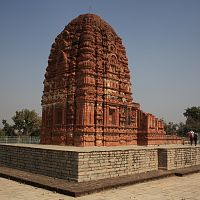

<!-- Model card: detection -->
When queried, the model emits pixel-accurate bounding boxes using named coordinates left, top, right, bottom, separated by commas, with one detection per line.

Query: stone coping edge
left=0, top=143, right=197, bottom=153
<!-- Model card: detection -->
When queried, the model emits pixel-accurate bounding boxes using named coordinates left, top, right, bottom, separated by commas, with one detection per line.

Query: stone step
left=1, top=165, right=200, bottom=197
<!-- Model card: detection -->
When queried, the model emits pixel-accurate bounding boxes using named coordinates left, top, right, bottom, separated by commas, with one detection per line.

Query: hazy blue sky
left=0, top=0, right=200, bottom=126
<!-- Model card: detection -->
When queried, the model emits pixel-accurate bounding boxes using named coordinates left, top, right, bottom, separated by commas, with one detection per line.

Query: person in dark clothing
left=194, top=132, right=198, bottom=146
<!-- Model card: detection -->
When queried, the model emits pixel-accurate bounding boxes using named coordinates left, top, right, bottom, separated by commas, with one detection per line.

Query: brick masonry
left=40, top=13, right=182, bottom=147
left=0, top=144, right=199, bottom=182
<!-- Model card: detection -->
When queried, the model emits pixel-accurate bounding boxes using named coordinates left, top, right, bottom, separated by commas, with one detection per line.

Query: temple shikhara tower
left=41, top=14, right=181, bottom=146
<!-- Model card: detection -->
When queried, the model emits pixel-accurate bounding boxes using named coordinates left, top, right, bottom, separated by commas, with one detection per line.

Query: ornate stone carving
left=41, top=13, right=182, bottom=146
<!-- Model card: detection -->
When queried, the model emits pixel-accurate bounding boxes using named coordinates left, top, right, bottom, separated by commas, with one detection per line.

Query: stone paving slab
left=2, top=173, right=200, bottom=200
left=1, top=165, right=200, bottom=197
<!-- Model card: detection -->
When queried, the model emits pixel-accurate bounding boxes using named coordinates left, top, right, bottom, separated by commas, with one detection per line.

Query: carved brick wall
left=41, top=14, right=182, bottom=146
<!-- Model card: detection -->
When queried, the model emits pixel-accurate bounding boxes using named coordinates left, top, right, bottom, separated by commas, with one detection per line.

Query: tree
left=0, top=128, right=5, bottom=137
left=183, top=106, right=200, bottom=133
left=164, top=106, right=200, bottom=137
left=164, top=122, right=178, bottom=135
left=2, top=109, right=41, bottom=136
left=176, top=122, right=188, bottom=137
left=2, top=119, right=14, bottom=136
left=164, top=121, right=188, bottom=137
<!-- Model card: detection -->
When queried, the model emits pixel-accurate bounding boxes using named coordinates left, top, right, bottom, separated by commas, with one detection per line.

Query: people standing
left=188, top=130, right=194, bottom=145
left=194, top=132, right=198, bottom=146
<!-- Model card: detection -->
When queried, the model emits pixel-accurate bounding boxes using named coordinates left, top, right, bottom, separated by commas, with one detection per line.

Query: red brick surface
left=40, top=14, right=182, bottom=146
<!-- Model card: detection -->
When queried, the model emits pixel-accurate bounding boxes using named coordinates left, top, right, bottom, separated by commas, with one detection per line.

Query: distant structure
left=41, top=13, right=182, bottom=146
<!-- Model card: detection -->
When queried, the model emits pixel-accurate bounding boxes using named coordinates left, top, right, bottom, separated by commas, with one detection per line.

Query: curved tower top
left=43, top=13, right=133, bottom=105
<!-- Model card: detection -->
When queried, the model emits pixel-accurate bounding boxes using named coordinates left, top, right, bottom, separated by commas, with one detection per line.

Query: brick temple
left=40, top=13, right=182, bottom=146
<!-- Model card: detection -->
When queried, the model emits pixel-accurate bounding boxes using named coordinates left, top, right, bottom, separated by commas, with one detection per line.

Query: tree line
left=164, top=106, right=200, bottom=137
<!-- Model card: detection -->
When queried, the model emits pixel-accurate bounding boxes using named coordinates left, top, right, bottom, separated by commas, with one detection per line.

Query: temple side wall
left=137, top=133, right=183, bottom=146
left=0, top=144, right=200, bottom=182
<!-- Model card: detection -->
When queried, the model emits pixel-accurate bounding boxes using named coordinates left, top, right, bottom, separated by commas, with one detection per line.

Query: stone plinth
left=1, top=144, right=199, bottom=182
left=0, top=144, right=157, bottom=182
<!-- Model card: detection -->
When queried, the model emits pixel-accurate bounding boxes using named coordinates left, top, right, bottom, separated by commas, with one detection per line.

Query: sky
left=0, top=0, right=200, bottom=127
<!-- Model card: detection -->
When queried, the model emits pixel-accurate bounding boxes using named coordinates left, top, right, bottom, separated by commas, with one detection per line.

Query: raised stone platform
left=0, top=144, right=200, bottom=183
